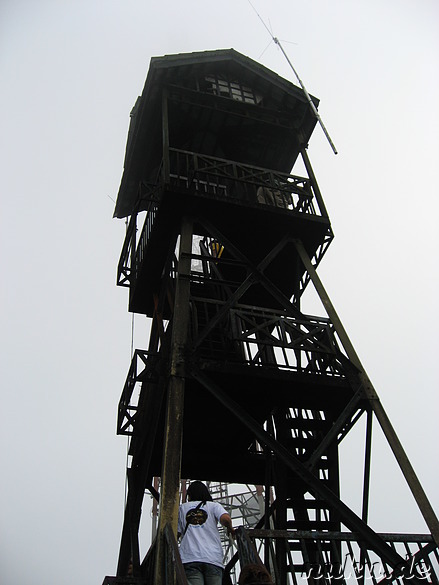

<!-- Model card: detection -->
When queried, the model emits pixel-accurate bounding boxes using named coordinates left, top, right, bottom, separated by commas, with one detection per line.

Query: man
left=178, top=481, right=235, bottom=585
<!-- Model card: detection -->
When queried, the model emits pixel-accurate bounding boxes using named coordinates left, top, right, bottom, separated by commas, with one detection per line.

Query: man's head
left=186, top=481, right=213, bottom=502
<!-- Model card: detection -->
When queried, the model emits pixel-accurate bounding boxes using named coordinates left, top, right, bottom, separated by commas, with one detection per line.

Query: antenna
left=248, top=0, right=338, bottom=155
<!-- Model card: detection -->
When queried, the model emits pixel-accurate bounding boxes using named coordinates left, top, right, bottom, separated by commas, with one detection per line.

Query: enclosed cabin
left=115, top=49, right=333, bottom=316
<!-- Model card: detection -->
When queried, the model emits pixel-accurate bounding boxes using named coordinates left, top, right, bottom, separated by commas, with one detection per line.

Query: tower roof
left=114, top=48, right=319, bottom=218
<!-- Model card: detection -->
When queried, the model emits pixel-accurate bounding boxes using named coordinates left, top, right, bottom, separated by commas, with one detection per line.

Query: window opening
left=203, top=75, right=262, bottom=104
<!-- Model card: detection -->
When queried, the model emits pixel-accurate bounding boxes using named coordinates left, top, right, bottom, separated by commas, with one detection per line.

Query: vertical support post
left=264, top=443, right=272, bottom=571
left=154, top=217, right=193, bottom=584
left=300, top=148, right=329, bottom=219
left=273, top=409, right=289, bottom=585
left=362, top=409, right=373, bottom=524
left=162, top=87, right=170, bottom=183
left=151, top=476, right=159, bottom=541
left=359, top=410, right=373, bottom=585
left=293, top=237, right=439, bottom=547
left=130, top=211, right=137, bottom=284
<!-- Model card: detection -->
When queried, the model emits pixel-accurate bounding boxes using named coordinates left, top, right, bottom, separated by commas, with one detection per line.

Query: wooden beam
left=192, top=368, right=411, bottom=569
left=154, top=217, right=193, bottom=585
left=293, top=237, right=439, bottom=547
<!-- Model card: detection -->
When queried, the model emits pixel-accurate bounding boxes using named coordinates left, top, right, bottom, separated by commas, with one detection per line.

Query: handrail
left=134, top=202, right=158, bottom=277
left=168, top=147, right=319, bottom=216
left=116, top=181, right=161, bottom=290
left=243, top=529, right=438, bottom=584
left=169, top=147, right=310, bottom=193
left=248, top=530, right=436, bottom=542
left=235, top=526, right=266, bottom=567
left=116, top=149, right=332, bottom=294
left=191, top=297, right=345, bottom=375
left=117, top=350, right=156, bottom=435
left=164, top=523, right=188, bottom=585
left=117, top=212, right=137, bottom=288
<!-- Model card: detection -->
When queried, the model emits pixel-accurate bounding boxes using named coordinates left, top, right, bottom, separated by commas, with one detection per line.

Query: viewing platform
left=117, top=147, right=333, bottom=315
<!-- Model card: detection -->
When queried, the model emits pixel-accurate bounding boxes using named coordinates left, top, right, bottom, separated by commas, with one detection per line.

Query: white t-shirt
left=178, top=500, right=228, bottom=568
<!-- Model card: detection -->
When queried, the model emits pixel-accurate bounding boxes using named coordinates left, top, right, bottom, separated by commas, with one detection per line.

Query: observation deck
left=117, top=147, right=333, bottom=315
left=108, top=49, right=439, bottom=585
left=114, top=49, right=334, bottom=315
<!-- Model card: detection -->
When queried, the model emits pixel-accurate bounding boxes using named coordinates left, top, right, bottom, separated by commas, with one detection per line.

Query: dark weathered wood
left=247, top=529, right=435, bottom=543
left=300, top=147, right=329, bottom=219
left=293, top=237, right=439, bottom=547
left=162, top=88, right=170, bottom=184
left=305, top=387, right=364, bottom=471
left=191, top=368, right=413, bottom=570
left=109, top=50, right=438, bottom=585
left=362, top=409, right=373, bottom=523
left=164, top=523, right=188, bottom=585
left=154, top=217, right=193, bottom=585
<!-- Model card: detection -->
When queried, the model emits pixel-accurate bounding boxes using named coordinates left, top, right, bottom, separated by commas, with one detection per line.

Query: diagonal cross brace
left=193, top=223, right=293, bottom=349
left=305, top=386, right=365, bottom=471
left=293, top=237, right=439, bottom=547
left=193, top=218, right=316, bottom=350
left=191, top=368, right=414, bottom=572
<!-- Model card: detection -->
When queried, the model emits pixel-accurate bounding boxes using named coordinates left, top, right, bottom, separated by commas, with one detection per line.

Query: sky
left=1, top=1, right=438, bottom=584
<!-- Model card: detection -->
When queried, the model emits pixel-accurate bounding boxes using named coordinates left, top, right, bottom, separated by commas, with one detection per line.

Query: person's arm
left=220, top=513, right=235, bottom=537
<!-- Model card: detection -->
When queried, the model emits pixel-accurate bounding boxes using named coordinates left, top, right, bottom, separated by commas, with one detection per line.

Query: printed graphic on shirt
left=186, top=507, right=208, bottom=526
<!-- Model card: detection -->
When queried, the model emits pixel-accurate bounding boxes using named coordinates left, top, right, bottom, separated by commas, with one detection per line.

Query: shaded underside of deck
left=129, top=186, right=332, bottom=316
left=132, top=363, right=355, bottom=486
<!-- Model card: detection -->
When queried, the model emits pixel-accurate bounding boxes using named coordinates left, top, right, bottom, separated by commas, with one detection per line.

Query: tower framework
left=103, top=49, right=438, bottom=585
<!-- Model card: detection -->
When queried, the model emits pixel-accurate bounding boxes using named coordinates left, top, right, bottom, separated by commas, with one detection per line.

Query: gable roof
left=113, top=48, right=319, bottom=218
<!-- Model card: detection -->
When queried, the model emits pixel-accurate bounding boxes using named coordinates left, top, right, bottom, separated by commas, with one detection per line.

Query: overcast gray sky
left=1, top=1, right=438, bottom=584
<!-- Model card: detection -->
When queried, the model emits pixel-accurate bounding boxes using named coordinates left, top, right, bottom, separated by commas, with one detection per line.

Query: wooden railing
left=163, top=523, right=188, bottom=585
left=116, top=149, right=331, bottom=292
left=117, top=350, right=154, bottom=436
left=191, top=297, right=346, bottom=376
left=117, top=178, right=161, bottom=289
left=168, top=148, right=321, bottom=216
left=238, top=528, right=438, bottom=585
left=227, top=528, right=439, bottom=585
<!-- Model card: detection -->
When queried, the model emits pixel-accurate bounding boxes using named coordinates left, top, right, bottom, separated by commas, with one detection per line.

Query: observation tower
left=103, top=49, right=438, bottom=585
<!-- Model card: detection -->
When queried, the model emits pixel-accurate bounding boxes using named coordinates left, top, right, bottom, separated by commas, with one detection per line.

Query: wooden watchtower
left=104, top=49, right=438, bottom=585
